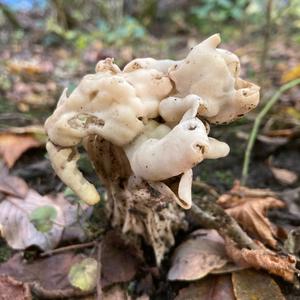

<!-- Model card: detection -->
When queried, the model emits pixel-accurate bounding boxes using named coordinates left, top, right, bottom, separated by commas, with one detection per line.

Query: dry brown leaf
left=270, top=167, right=298, bottom=185
left=265, top=128, right=296, bottom=138
left=175, top=275, right=234, bottom=300
left=168, top=230, right=229, bottom=281
left=0, top=275, right=31, bottom=300
left=226, top=239, right=297, bottom=282
left=218, top=181, right=285, bottom=247
left=232, top=269, right=285, bottom=300
left=0, top=133, right=42, bottom=168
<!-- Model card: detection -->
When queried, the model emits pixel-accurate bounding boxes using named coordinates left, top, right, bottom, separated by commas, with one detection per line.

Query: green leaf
left=68, top=258, right=98, bottom=291
left=29, top=205, right=57, bottom=233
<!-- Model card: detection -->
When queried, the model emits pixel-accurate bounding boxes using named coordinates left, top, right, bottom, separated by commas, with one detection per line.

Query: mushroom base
left=85, top=135, right=186, bottom=264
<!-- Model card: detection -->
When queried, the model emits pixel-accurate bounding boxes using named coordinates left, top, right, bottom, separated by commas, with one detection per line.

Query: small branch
left=30, top=281, right=93, bottom=299
left=96, top=242, right=103, bottom=300
left=40, top=241, right=96, bottom=257
left=192, top=180, right=220, bottom=199
left=189, top=199, right=259, bottom=250
left=241, top=78, right=300, bottom=185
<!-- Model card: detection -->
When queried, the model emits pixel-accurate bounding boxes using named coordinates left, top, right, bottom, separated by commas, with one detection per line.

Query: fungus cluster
left=45, top=34, right=260, bottom=263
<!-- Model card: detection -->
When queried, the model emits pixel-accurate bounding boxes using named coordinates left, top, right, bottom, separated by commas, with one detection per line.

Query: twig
left=189, top=199, right=259, bottom=250
left=241, top=78, right=300, bottom=185
left=96, top=242, right=103, bottom=300
left=30, top=281, right=93, bottom=299
left=192, top=180, right=220, bottom=199
left=40, top=241, right=96, bottom=257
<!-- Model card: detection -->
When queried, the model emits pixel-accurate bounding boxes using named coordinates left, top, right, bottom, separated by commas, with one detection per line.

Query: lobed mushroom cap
left=45, top=34, right=259, bottom=207
left=169, top=34, right=260, bottom=124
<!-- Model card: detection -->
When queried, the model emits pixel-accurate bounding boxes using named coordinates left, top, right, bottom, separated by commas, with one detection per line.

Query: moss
left=214, top=170, right=234, bottom=187
left=0, top=243, right=12, bottom=263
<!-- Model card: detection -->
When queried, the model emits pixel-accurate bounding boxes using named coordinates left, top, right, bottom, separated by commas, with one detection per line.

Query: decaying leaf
left=68, top=258, right=98, bottom=292
left=103, top=285, right=131, bottom=300
left=0, top=175, right=78, bottom=251
left=102, top=285, right=149, bottom=300
left=0, top=133, right=43, bottom=168
left=270, top=167, right=298, bottom=186
left=232, top=269, right=285, bottom=300
left=225, top=239, right=297, bottom=282
left=101, top=231, right=142, bottom=288
left=175, top=275, right=234, bottom=300
left=218, top=181, right=285, bottom=247
left=29, top=205, right=58, bottom=233
left=0, top=275, right=31, bottom=300
left=0, top=252, right=84, bottom=290
left=0, top=170, right=28, bottom=198
left=168, top=230, right=229, bottom=281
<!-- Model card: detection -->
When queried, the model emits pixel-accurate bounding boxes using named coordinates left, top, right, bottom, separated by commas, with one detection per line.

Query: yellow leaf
left=68, top=258, right=98, bottom=291
left=281, top=64, right=300, bottom=83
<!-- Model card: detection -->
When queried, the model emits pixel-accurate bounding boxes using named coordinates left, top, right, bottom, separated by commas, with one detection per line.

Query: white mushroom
left=124, top=57, right=177, bottom=74
left=46, top=141, right=100, bottom=205
left=169, top=34, right=260, bottom=124
left=125, top=117, right=229, bottom=209
left=45, top=34, right=258, bottom=208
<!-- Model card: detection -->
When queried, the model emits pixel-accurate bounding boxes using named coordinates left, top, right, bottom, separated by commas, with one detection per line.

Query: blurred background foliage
left=0, top=0, right=299, bottom=125
left=1, top=0, right=300, bottom=50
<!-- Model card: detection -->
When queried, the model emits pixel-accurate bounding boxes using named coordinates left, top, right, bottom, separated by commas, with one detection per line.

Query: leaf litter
left=0, top=171, right=79, bottom=251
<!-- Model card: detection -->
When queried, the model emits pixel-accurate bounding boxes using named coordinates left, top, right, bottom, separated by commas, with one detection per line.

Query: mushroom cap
left=124, top=57, right=176, bottom=74
left=168, top=34, right=260, bottom=124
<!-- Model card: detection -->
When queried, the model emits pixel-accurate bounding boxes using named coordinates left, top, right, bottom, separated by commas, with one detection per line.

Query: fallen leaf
left=29, top=205, right=58, bottom=233
left=225, top=239, right=297, bottom=282
left=265, top=128, right=296, bottom=138
left=103, top=285, right=129, bottom=300
left=218, top=181, right=285, bottom=247
left=0, top=170, right=28, bottom=198
left=168, top=230, right=229, bottom=281
left=281, top=64, right=300, bottom=83
left=0, top=252, right=84, bottom=290
left=101, top=231, right=142, bottom=288
left=6, top=59, right=53, bottom=77
left=270, top=167, right=298, bottom=185
left=0, top=275, right=31, bottom=300
left=175, top=275, right=234, bottom=300
left=0, top=133, right=43, bottom=168
left=68, top=258, right=98, bottom=292
left=0, top=184, right=79, bottom=250
left=232, top=269, right=285, bottom=300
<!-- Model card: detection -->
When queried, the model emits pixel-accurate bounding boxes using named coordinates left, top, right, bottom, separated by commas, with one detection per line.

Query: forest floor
left=1, top=10, right=300, bottom=300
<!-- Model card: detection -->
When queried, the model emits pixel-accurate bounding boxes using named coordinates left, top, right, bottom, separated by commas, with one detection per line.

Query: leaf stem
left=241, top=78, right=300, bottom=185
